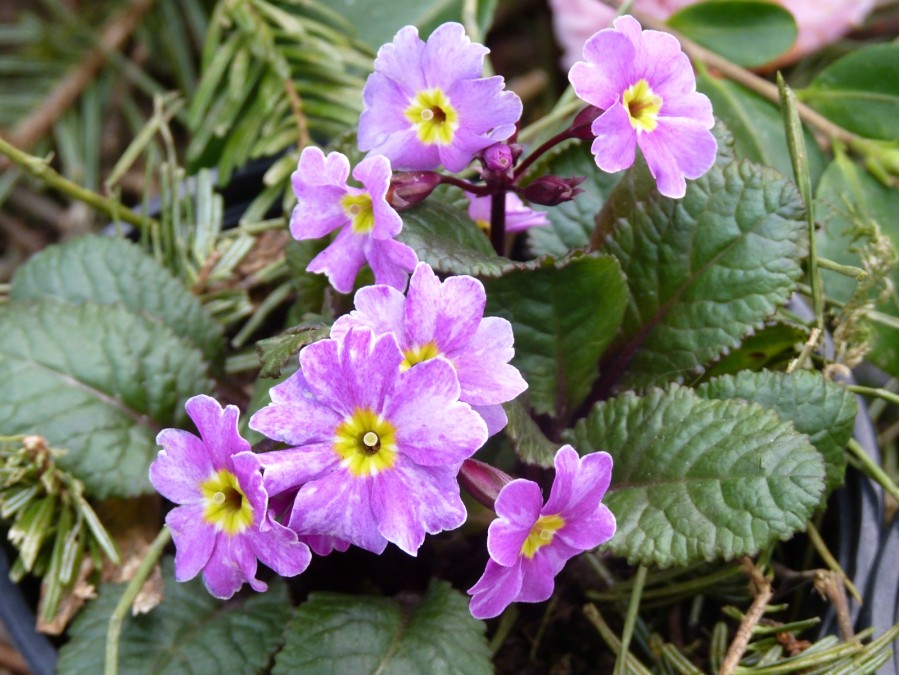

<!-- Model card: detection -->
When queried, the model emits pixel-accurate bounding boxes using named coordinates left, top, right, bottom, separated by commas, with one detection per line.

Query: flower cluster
left=149, top=14, right=715, bottom=617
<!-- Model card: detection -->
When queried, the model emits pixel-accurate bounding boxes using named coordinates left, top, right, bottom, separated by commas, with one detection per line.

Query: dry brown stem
left=718, top=557, right=774, bottom=675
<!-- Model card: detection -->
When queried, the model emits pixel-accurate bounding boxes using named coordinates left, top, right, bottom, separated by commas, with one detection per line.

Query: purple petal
left=517, top=549, right=567, bottom=603
left=421, top=22, right=487, bottom=89
left=288, top=472, right=388, bottom=554
left=545, top=448, right=613, bottom=520
left=427, top=270, right=486, bottom=353
left=247, top=518, right=312, bottom=577
left=370, top=462, right=466, bottom=555
left=331, top=284, right=407, bottom=345
left=388, top=358, right=487, bottom=466
left=638, top=117, right=718, bottom=199
left=353, top=154, right=402, bottom=239
left=661, top=90, right=714, bottom=127
left=185, top=395, right=248, bottom=469
left=366, top=237, right=418, bottom=291
left=372, top=25, right=426, bottom=94
left=294, top=338, right=353, bottom=415
left=612, top=15, right=649, bottom=73
left=231, top=451, right=267, bottom=522
left=299, top=534, right=351, bottom=556
left=166, top=505, right=215, bottom=582
left=493, top=479, right=544, bottom=528
left=248, top=397, right=342, bottom=447
left=569, top=29, right=635, bottom=108
left=471, top=404, right=508, bottom=437
left=448, top=77, right=523, bottom=135
left=468, top=559, right=523, bottom=620
left=641, top=32, right=697, bottom=102
left=150, top=429, right=211, bottom=504
left=202, top=535, right=256, bottom=599
left=257, top=444, right=341, bottom=497
left=590, top=103, right=637, bottom=173
left=306, top=226, right=367, bottom=294
left=556, top=503, right=617, bottom=552
left=450, top=317, right=527, bottom=406
left=438, top=126, right=497, bottom=173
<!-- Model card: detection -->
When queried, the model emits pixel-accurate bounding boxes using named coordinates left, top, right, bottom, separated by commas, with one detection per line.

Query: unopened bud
left=570, top=105, right=602, bottom=141
left=387, top=171, right=442, bottom=210
left=458, top=459, right=514, bottom=511
left=520, top=175, right=586, bottom=206
left=482, top=143, right=515, bottom=174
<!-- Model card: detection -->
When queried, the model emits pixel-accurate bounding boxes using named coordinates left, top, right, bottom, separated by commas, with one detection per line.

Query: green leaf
left=329, top=0, right=497, bottom=52
left=594, top=151, right=807, bottom=389
left=703, top=321, right=807, bottom=377
left=526, top=141, right=622, bottom=258
left=799, top=43, right=899, bottom=141
left=57, top=558, right=290, bottom=675
left=567, top=385, right=826, bottom=568
left=667, top=0, right=797, bottom=67
left=484, top=253, right=627, bottom=420
left=255, top=324, right=331, bottom=379
left=399, top=200, right=511, bottom=277
left=10, top=235, right=224, bottom=365
left=0, top=302, right=213, bottom=498
left=697, top=370, right=857, bottom=494
left=273, top=580, right=491, bottom=675
left=502, top=398, right=558, bottom=468
left=698, top=76, right=825, bottom=186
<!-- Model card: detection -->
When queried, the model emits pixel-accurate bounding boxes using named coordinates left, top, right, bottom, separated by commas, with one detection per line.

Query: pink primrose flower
left=465, top=192, right=549, bottom=234
left=149, top=395, right=311, bottom=599
left=358, top=22, right=523, bottom=173
left=248, top=327, right=489, bottom=556
left=331, top=262, right=528, bottom=436
left=289, top=146, right=417, bottom=294
left=468, top=445, right=616, bottom=619
left=568, top=15, right=716, bottom=199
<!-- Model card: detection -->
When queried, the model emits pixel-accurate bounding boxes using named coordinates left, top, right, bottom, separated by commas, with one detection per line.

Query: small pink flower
left=358, top=23, right=523, bottom=173
left=468, top=445, right=615, bottom=619
left=149, top=396, right=311, bottom=599
left=568, top=15, right=716, bottom=199
left=465, top=192, right=549, bottom=234
left=289, top=147, right=417, bottom=293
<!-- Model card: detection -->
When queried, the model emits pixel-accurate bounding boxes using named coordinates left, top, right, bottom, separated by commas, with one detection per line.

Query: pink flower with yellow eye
left=149, top=396, right=311, bottom=599
left=289, top=146, right=417, bottom=294
left=249, top=327, right=488, bottom=556
left=568, top=15, right=716, bottom=199
left=358, top=22, right=522, bottom=173
left=468, top=445, right=616, bottom=619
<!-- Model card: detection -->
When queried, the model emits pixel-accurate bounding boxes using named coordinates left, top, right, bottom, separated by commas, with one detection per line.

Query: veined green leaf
left=568, top=385, right=826, bottom=567
left=0, top=302, right=213, bottom=498
left=273, top=580, right=491, bottom=675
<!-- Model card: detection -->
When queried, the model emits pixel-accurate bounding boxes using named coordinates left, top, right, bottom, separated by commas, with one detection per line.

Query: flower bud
left=520, top=175, right=585, bottom=206
left=569, top=105, right=603, bottom=141
left=458, top=459, right=514, bottom=511
left=482, top=143, right=515, bottom=173
left=387, top=171, right=442, bottom=210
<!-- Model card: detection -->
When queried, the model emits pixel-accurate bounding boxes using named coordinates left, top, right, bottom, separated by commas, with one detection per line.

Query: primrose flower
left=290, top=146, right=418, bottom=293
left=358, top=22, right=523, bottom=173
left=149, top=396, right=311, bottom=599
left=465, top=192, right=549, bottom=234
left=468, top=445, right=616, bottom=619
left=249, top=327, right=488, bottom=556
left=568, top=15, right=716, bottom=199
left=331, top=262, right=528, bottom=436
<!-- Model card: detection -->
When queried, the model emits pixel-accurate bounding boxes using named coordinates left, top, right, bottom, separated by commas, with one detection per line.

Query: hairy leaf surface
left=568, top=386, right=825, bottom=567
left=0, top=302, right=212, bottom=497
left=57, top=559, right=288, bottom=674
left=10, top=235, right=224, bottom=364
left=274, top=580, right=491, bottom=675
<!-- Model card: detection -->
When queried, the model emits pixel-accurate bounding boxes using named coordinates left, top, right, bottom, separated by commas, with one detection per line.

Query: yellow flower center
left=341, top=193, right=375, bottom=234
left=520, top=514, right=566, bottom=558
left=334, top=408, right=399, bottom=477
left=623, top=79, right=663, bottom=133
left=200, top=469, right=254, bottom=535
left=404, top=88, right=459, bottom=146
left=400, top=341, right=441, bottom=371
left=473, top=218, right=490, bottom=235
